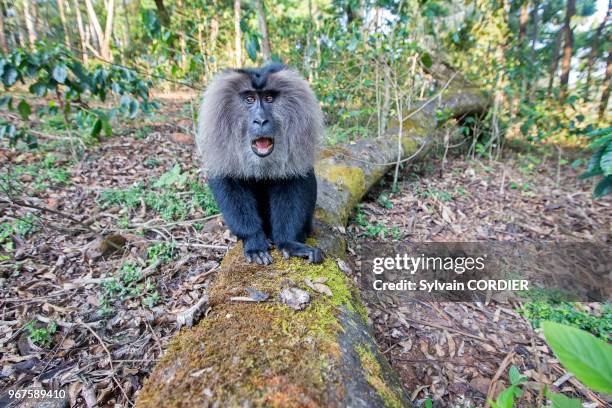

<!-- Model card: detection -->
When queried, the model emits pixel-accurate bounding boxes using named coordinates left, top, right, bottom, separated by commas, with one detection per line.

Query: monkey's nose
left=253, top=119, right=269, bottom=127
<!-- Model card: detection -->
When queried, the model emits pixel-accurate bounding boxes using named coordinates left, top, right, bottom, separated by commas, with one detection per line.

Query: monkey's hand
left=279, top=242, right=324, bottom=264
left=243, top=234, right=273, bottom=265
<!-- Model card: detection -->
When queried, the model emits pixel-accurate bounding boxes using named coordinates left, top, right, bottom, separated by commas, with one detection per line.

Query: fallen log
left=136, top=88, right=489, bottom=408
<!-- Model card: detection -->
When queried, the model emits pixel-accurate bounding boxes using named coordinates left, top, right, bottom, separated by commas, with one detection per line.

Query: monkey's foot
left=243, top=235, right=273, bottom=265
left=279, top=242, right=324, bottom=264
left=244, top=249, right=273, bottom=265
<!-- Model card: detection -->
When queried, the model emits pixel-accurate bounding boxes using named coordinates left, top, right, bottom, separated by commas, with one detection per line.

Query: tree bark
left=255, top=0, right=271, bottom=62
left=304, top=0, right=313, bottom=80
left=599, top=51, right=611, bottom=120
left=176, top=0, right=186, bottom=70
left=84, top=0, right=113, bottom=60
left=103, top=0, right=114, bottom=60
left=559, top=0, right=575, bottom=102
left=547, top=29, right=562, bottom=95
left=23, top=0, right=38, bottom=49
left=121, top=0, right=130, bottom=50
left=0, top=0, right=8, bottom=53
left=57, top=0, right=70, bottom=49
left=153, top=0, right=170, bottom=27
left=135, top=87, right=491, bottom=408
left=84, top=0, right=103, bottom=53
left=518, top=1, right=529, bottom=43
left=526, top=0, right=539, bottom=93
left=73, top=0, right=88, bottom=63
left=584, top=1, right=610, bottom=100
left=234, top=0, right=241, bottom=67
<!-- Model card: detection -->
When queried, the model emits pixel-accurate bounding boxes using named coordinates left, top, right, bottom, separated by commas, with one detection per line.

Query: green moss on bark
left=355, top=345, right=405, bottom=408
left=137, top=246, right=369, bottom=408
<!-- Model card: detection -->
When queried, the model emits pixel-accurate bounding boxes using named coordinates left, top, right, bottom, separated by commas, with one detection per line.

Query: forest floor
left=1, top=95, right=610, bottom=407
left=346, top=152, right=610, bottom=407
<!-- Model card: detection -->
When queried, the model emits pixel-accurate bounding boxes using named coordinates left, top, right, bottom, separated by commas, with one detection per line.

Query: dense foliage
left=0, top=0, right=609, bottom=193
left=0, top=44, right=156, bottom=147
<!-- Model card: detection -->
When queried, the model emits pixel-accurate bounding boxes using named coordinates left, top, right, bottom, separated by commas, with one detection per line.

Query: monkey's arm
left=268, top=170, right=323, bottom=264
left=208, top=177, right=273, bottom=265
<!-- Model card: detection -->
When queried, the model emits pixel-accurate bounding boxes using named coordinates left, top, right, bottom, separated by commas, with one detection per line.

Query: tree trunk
left=84, top=0, right=103, bottom=54
left=584, top=1, right=610, bottom=100
left=135, top=87, right=491, bottom=408
left=518, top=1, right=529, bottom=43
left=73, top=0, right=88, bottom=63
left=254, top=0, right=271, bottom=62
left=526, top=0, right=539, bottom=93
left=210, top=15, right=218, bottom=71
left=84, top=0, right=113, bottom=60
left=176, top=0, right=186, bottom=70
left=57, top=0, right=70, bottom=48
left=103, top=0, right=114, bottom=60
left=599, top=51, right=611, bottom=120
left=0, top=0, right=8, bottom=53
left=559, top=0, right=575, bottom=102
left=234, top=0, right=241, bottom=67
left=23, top=0, right=37, bottom=49
left=153, top=0, right=170, bottom=27
left=304, top=0, right=313, bottom=80
left=547, top=30, right=562, bottom=95
left=121, top=0, right=130, bottom=50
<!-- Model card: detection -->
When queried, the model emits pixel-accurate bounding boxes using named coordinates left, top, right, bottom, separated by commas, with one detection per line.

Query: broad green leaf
left=101, top=117, right=112, bottom=137
left=508, top=365, right=527, bottom=385
left=91, top=119, right=102, bottom=138
left=128, top=100, right=138, bottom=119
left=542, top=321, right=612, bottom=393
left=0, top=95, right=12, bottom=107
left=546, top=390, right=581, bottom=408
left=29, top=82, right=47, bottom=97
left=245, top=34, right=260, bottom=62
left=53, top=65, right=68, bottom=84
left=593, top=175, right=612, bottom=198
left=421, top=52, right=433, bottom=69
left=2, top=66, right=18, bottom=86
left=17, top=100, right=32, bottom=120
left=579, top=147, right=604, bottom=179
left=600, top=142, right=612, bottom=175
left=490, top=385, right=518, bottom=408
left=587, top=134, right=612, bottom=149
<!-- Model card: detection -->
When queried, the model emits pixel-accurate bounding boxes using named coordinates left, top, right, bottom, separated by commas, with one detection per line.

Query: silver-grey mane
left=196, top=67, right=323, bottom=179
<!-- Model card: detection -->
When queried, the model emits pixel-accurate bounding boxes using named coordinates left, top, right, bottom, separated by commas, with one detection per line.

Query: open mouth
left=251, top=137, right=274, bottom=157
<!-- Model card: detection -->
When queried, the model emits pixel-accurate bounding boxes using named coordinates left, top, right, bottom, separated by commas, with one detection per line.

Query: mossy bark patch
left=137, top=247, right=369, bottom=408
left=355, top=345, right=405, bottom=408
left=315, top=164, right=366, bottom=202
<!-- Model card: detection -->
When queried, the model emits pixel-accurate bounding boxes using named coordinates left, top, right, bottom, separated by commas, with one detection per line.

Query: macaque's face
left=197, top=64, right=323, bottom=180
left=240, top=88, right=280, bottom=158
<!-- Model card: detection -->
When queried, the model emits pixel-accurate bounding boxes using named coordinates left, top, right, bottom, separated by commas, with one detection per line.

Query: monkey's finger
left=260, top=251, right=273, bottom=264
left=245, top=253, right=253, bottom=263
left=253, top=253, right=264, bottom=264
left=282, top=249, right=290, bottom=260
left=308, top=249, right=324, bottom=264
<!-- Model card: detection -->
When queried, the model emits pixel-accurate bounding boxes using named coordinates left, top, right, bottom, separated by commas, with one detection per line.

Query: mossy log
left=136, top=88, right=490, bottom=408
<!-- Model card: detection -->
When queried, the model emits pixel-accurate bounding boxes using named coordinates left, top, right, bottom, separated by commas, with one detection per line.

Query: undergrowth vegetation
left=98, top=164, right=219, bottom=223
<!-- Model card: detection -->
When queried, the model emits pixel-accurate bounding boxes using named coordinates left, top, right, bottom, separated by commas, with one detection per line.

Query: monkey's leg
left=208, top=177, right=273, bottom=265
left=269, top=171, right=323, bottom=264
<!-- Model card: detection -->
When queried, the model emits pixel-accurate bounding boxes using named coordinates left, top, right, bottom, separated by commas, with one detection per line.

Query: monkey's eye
left=244, top=94, right=256, bottom=104
left=264, top=94, right=275, bottom=103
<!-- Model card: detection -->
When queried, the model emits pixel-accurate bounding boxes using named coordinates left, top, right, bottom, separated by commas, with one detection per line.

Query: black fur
left=208, top=169, right=323, bottom=264
left=234, top=63, right=287, bottom=89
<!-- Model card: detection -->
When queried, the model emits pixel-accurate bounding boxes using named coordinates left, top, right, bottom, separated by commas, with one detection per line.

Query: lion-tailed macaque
left=196, top=63, right=324, bottom=264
